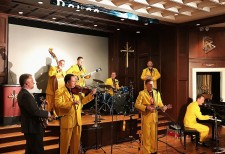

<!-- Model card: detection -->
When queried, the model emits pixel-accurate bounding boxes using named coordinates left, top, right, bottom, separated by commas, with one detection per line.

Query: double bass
left=48, top=48, right=65, bottom=91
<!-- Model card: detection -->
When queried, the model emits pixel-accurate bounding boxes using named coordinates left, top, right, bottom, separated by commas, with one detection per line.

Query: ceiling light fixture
left=144, top=23, right=148, bottom=25
left=120, top=18, right=125, bottom=21
left=52, top=17, right=56, bottom=20
left=136, top=31, right=140, bottom=34
left=196, top=23, right=200, bottom=26
left=38, top=1, right=43, bottom=4
left=94, top=24, right=98, bottom=27
left=18, top=11, right=23, bottom=15
left=117, top=28, right=120, bottom=30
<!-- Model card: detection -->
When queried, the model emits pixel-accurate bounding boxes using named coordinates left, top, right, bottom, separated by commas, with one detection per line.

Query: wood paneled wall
left=0, top=14, right=8, bottom=84
left=109, top=25, right=187, bottom=120
left=189, top=27, right=225, bottom=98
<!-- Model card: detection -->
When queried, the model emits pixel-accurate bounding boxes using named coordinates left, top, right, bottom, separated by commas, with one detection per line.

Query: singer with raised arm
left=55, top=74, right=96, bottom=154
left=135, top=79, right=168, bottom=154
left=105, top=72, right=120, bottom=96
left=17, top=74, right=51, bottom=154
left=66, top=56, right=90, bottom=87
left=46, top=59, right=66, bottom=117
left=184, top=94, right=212, bottom=147
left=141, top=60, right=161, bottom=89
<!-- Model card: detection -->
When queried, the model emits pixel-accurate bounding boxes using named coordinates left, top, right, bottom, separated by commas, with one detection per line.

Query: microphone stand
left=155, top=90, right=185, bottom=154
left=211, top=108, right=225, bottom=153
left=110, top=94, right=115, bottom=154
left=92, top=84, right=106, bottom=153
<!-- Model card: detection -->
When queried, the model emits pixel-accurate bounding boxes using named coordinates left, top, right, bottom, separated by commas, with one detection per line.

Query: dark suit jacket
left=17, top=88, right=48, bottom=134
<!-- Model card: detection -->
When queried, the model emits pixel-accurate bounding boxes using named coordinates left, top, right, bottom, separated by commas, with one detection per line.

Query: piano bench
left=183, top=127, right=199, bottom=150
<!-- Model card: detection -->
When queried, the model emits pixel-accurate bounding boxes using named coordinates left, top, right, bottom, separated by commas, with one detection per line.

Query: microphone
left=202, top=102, right=212, bottom=108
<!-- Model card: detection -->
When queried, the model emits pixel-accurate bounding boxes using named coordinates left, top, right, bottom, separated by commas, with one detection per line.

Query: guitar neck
left=81, top=70, right=97, bottom=78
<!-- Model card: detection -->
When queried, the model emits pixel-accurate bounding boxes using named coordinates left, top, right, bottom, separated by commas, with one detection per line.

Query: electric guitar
left=80, top=68, right=102, bottom=79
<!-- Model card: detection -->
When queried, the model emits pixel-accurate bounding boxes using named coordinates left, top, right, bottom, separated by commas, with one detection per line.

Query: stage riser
left=0, top=114, right=171, bottom=153
left=82, top=119, right=138, bottom=148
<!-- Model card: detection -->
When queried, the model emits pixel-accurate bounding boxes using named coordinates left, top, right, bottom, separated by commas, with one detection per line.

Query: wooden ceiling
left=79, top=0, right=225, bottom=23
left=0, top=0, right=225, bottom=33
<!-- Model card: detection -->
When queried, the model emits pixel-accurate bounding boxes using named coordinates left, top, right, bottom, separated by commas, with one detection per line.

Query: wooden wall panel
left=160, top=26, right=177, bottom=120
left=189, top=28, right=225, bottom=59
left=0, top=14, right=8, bottom=84
left=177, top=80, right=188, bottom=125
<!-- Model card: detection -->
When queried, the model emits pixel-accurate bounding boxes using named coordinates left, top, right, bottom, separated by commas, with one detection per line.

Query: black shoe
left=198, top=141, right=210, bottom=147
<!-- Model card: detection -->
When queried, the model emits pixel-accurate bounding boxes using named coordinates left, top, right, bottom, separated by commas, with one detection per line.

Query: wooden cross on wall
left=8, top=90, right=17, bottom=107
left=120, top=42, right=134, bottom=68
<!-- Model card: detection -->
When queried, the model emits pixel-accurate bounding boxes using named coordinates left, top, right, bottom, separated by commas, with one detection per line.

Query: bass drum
left=113, top=93, right=129, bottom=115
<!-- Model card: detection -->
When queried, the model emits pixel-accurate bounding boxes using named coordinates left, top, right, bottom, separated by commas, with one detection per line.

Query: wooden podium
left=0, top=84, right=21, bottom=126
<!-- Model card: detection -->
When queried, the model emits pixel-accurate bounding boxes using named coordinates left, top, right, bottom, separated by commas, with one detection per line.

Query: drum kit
left=92, top=79, right=133, bottom=115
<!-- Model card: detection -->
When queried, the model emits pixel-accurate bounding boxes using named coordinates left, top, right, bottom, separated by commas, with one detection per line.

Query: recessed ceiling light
left=52, top=17, right=56, bottom=20
left=136, top=31, right=140, bottom=34
left=18, top=11, right=23, bottom=15
left=117, top=28, right=120, bottom=31
left=120, top=18, right=125, bottom=21
left=38, top=1, right=43, bottom=4
left=196, top=23, right=200, bottom=26
left=94, top=24, right=98, bottom=27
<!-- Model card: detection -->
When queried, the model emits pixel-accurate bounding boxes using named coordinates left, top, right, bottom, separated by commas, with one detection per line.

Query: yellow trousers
left=46, top=94, right=58, bottom=116
left=142, top=121, right=157, bottom=154
left=188, top=123, right=209, bottom=142
left=60, top=125, right=81, bottom=154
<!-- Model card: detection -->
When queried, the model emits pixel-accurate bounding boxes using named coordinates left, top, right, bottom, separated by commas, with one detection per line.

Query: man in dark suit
left=17, top=73, right=50, bottom=154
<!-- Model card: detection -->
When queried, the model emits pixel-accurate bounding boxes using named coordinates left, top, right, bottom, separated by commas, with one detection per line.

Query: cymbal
left=99, top=84, right=113, bottom=89
left=93, top=79, right=104, bottom=83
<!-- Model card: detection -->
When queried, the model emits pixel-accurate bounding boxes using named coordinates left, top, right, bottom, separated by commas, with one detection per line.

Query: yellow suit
left=55, top=86, right=94, bottom=154
left=135, top=89, right=164, bottom=154
left=105, top=78, right=119, bottom=96
left=67, top=65, right=87, bottom=87
left=46, top=66, right=65, bottom=115
left=184, top=102, right=210, bottom=142
left=141, top=68, right=161, bottom=89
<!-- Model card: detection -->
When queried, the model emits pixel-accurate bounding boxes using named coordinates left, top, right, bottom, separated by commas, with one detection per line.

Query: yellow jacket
left=66, top=65, right=87, bottom=87
left=135, top=89, right=164, bottom=122
left=141, top=68, right=161, bottom=89
left=105, top=78, right=120, bottom=95
left=55, top=86, right=94, bottom=128
left=184, top=102, right=210, bottom=128
left=46, top=66, right=66, bottom=95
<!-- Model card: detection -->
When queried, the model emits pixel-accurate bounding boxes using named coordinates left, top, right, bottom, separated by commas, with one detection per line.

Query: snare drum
left=119, top=86, right=129, bottom=94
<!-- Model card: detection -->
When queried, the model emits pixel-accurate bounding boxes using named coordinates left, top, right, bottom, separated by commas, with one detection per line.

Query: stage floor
left=48, top=112, right=139, bottom=126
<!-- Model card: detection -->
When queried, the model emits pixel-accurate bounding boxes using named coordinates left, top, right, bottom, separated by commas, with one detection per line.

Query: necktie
left=148, top=91, right=154, bottom=105
left=78, top=65, right=82, bottom=71
left=112, top=79, right=116, bottom=88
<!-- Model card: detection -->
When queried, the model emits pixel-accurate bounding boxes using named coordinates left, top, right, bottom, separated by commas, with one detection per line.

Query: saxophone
left=39, top=96, right=48, bottom=128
